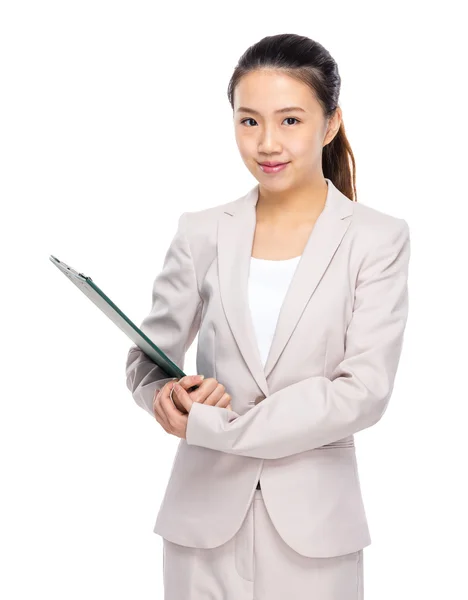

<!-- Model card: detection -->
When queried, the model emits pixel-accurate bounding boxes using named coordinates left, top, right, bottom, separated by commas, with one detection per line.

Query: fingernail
left=198, top=374, right=205, bottom=380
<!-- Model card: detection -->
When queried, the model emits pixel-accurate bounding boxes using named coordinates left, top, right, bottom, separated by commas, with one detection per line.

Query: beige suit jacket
left=125, top=177, right=411, bottom=558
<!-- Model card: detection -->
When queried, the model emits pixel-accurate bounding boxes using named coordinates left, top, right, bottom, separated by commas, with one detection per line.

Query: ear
left=323, top=106, right=342, bottom=147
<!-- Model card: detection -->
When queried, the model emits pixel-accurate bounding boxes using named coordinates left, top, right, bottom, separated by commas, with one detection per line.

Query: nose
left=258, top=126, right=282, bottom=154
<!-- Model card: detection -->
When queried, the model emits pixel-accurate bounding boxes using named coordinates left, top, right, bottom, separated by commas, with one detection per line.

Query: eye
left=240, top=118, right=257, bottom=127
left=283, top=117, right=300, bottom=125
left=239, top=117, right=301, bottom=127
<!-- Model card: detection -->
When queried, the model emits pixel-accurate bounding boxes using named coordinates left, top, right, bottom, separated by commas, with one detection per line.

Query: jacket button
left=249, top=394, right=265, bottom=405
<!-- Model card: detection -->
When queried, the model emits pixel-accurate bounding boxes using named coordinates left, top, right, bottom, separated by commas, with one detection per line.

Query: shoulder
left=172, top=191, right=247, bottom=267
left=348, top=198, right=410, bottom=249
left=183, top=194, right=244, bottom=225
left=341, top=198, right=411, bottom=277
left=178, top=192, right=246, bottom=245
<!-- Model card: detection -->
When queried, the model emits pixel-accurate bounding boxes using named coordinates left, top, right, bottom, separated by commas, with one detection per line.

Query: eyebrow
left=236, top=106, right=307, bottom=115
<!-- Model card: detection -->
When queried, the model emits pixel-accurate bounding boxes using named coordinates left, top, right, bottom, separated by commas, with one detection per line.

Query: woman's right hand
left=165, top=375, right=232, bottom=413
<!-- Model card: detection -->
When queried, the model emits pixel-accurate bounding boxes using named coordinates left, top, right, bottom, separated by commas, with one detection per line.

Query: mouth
left=257, top=161, right=291, bottom=174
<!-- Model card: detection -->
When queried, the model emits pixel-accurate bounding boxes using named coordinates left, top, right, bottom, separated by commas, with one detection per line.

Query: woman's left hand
left=153, top=380, right=194, bottom=440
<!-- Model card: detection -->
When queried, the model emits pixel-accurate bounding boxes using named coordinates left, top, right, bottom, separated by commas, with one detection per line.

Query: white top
left=247, top=255, right=301, bottom=367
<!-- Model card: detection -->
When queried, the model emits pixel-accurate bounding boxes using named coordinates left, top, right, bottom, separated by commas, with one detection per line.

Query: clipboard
left=49, top=254, right=186, bottom=380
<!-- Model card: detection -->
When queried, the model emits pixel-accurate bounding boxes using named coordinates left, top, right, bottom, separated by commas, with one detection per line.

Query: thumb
left=179, top=375, right=203, bottom=390
left=179, top=374, right=204, bottom=390
left=172, top=382, right=193, bottom=413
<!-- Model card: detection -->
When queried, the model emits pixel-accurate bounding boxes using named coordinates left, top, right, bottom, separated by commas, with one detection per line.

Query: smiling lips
left=258, top=161, right=290, bottom=173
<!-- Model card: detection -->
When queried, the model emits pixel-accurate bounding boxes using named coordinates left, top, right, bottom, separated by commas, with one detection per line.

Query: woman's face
left=233, top=69, right=340, bottom=192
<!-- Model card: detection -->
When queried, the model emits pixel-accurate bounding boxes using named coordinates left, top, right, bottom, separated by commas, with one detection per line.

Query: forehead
left=233, top=69, right=318, bottom=114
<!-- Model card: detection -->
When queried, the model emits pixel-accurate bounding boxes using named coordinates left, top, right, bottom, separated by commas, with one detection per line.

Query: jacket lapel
left=217, top=178, right=354, bottom=395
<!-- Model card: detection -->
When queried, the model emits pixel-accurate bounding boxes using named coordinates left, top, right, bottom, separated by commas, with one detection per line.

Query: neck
left=256, top=178, right=328, bottom=226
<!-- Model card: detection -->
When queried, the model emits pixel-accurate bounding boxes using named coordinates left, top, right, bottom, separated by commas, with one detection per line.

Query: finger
left=177, top=374, right=204, bottom=391
left=166, top=379, right=187, bottom=412
left=187, top=379, right=223, bottom=406
left=188, top=377, right=219, bottom=403
left=158, top=381, right=184, bottom=426
left=215, top=392, right=231, bottom=409
left=159, top=381, right=189, bottom=427
left=153, top=390, right=171, bottom=432
left=171, top=382, right=193, bottom=414
left=157, top=383, right=189, bottom=439
left=154, top=403, right=170, bottom=431
left=202, top=383, right=227, bottom=407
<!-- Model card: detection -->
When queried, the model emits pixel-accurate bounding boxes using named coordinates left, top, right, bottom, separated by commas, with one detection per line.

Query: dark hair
left=227, top=33, right=357, bottom=202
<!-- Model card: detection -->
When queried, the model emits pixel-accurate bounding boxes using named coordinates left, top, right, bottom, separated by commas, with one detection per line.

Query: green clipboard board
left=49, top=254, right=186, bottom=380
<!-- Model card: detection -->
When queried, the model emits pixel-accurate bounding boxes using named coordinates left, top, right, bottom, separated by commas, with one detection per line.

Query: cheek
left=235, top=124, right=261, bottom=151
left=236, top=135, right=256, bottom=160
left=290, top=128, right=323, bottom=158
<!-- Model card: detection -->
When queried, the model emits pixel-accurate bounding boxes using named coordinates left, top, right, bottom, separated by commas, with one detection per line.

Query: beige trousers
left=162, top=489, right=364, bottom=599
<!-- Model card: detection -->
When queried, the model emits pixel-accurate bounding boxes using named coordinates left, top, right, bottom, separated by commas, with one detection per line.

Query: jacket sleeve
left=125, top=212, right=203, bottom=418
left=185, top=219, right=411, bottom=459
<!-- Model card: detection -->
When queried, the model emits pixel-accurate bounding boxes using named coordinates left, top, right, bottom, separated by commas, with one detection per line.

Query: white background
left=1, top=1, right=467, bottom=598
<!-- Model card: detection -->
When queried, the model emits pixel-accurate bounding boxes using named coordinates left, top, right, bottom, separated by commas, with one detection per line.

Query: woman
left=125, top=33, right=410, bottom=600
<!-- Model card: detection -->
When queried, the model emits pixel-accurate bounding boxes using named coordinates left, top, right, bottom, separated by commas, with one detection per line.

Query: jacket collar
left=217, top=178, right=354, bottom=396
